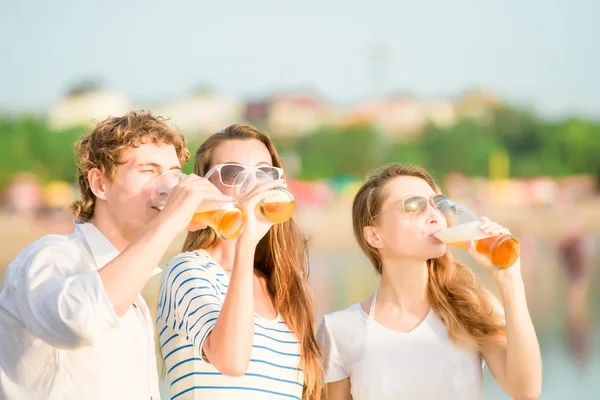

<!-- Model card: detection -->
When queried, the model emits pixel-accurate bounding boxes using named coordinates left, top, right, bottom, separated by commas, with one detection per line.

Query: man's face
left=101, top=142, right=181, bottom=241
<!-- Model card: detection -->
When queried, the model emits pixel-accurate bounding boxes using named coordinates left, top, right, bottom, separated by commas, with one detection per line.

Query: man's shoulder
left=3, top=232, right=86, bottom=290
left=11, top=232, right=83, bottom=265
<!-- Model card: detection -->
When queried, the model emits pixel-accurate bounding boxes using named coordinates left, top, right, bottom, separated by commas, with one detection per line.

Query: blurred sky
left=1, top=0, right=598, bottom=117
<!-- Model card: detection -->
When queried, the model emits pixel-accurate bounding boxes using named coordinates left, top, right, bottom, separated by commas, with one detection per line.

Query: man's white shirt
left=0, top=222, right=161, bottom=400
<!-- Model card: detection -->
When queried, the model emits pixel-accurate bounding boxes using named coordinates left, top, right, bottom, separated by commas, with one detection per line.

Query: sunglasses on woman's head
left=204, top=163, right=284, bottom=187
left=379, top=194, right=448, bottom=218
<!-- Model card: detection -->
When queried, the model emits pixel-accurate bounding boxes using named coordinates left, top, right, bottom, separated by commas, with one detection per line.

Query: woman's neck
left=378, top=258, right=430, bottom=311
left=205, top=238, right=238, bottom=273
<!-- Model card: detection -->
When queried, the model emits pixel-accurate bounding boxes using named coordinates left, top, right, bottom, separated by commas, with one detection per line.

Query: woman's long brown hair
left=183, top=124, right=322, bottom=399
left=352, top=164, right=506, bottom=349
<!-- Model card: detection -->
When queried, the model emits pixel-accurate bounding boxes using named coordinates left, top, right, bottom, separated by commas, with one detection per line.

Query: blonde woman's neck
left=378, top=259, right=429, bottom=311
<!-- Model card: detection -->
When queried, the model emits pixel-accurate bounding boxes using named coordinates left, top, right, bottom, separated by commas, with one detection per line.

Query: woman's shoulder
left=317, top=301, right=369, bottom=356
left=163, top=250, right=223, bottom=279
left=321, top=301, right=367, bottom=332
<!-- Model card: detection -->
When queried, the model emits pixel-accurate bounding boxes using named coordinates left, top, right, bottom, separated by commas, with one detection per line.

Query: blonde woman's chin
left=427, top=239, right=448, bottom=259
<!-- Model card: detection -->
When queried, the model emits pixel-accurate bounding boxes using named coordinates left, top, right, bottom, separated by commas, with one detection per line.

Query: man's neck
left=88, top=213, right=130, bottom=252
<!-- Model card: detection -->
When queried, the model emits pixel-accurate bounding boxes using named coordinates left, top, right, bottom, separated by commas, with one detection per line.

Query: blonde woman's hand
left=236, top=179, right=287, bottom=248
left=466, top=216, right=522, bottom=286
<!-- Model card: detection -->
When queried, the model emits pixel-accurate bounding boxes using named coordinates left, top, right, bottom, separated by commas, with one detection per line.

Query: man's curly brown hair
left=71, top=110, right=190, bottom=221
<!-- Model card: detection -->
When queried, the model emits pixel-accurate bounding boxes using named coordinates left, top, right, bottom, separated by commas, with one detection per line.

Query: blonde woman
left=157, top=125, right=322, bottom=399
left=317, top=164, right=542, bottom=400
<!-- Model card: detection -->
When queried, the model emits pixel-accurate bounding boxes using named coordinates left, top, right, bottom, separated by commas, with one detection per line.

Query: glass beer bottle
left=434, top=201, right=520, bottom=270
left=151, top=171, right=246, bottom=240
left=232, top=170, right=296, bottom=224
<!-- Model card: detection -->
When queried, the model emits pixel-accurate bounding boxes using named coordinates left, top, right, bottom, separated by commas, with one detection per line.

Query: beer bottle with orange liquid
left=232, top=169, right=296, bottom=224
left=151, top=171, right=246, bottom=240
left=433, top=199, right=520, bottom=270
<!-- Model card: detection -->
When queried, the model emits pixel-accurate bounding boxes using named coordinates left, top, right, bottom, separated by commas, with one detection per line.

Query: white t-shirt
left=317, top=290, right=484, bottom=400
left=157, top=250, right=304, bottom=400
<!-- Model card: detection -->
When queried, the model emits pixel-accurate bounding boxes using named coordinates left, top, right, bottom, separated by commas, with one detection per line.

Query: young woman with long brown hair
left=156, top=124, right=322, bottom=400
left=317, top=164, right=542, bottom=400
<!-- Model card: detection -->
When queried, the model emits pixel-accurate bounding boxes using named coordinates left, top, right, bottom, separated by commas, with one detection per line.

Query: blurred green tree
left=296, top=124, right=386, bottom=180
left=0, top=107, right=598, bottom=188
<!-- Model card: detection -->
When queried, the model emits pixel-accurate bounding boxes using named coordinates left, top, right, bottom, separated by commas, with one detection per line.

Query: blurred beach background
left=1, top=1, right=599, bottom=398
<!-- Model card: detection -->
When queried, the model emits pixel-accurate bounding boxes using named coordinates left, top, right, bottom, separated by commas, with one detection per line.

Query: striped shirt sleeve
left=157, top=253, right=223, bottom=358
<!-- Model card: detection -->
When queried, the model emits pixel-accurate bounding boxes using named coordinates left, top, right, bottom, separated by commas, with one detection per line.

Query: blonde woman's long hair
left=183, top=124, right=322, bottom=399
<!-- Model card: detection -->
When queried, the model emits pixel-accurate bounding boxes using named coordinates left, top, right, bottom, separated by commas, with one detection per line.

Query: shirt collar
left=74, top=220, right=162, bottom=276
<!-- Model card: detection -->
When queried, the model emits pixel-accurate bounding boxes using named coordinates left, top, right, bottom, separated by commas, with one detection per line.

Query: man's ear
left=363, top=225, right=384, bottom=249
left=88, top=168, right=108, bottom=200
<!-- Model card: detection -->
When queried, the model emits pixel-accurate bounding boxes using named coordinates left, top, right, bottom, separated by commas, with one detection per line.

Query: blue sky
left=1, top=0, right=598, bottom=117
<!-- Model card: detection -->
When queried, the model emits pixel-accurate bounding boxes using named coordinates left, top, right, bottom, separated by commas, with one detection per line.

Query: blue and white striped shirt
left=157, top=250, right=304, bottom=400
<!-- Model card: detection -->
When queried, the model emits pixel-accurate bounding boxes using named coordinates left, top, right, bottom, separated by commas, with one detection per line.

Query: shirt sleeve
left=157, top=254, right=223, bottom=359
left=316, top=316, right=348, bottom=383
left=7, top=237, right=118, bottom=349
